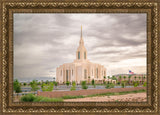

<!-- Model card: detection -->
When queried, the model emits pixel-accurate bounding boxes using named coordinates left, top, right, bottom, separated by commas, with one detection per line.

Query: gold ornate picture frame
left=0, top=0, right=159, bottom=114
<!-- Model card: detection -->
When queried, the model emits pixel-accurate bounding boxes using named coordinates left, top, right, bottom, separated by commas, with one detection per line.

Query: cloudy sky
left=14, top=13, right=146, bottom=80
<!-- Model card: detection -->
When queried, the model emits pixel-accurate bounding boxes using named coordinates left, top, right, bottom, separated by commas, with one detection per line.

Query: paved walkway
left=64, top=92, right=146, bottom=102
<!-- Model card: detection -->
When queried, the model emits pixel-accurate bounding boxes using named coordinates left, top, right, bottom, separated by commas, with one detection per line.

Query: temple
left=56, top=26, right=106, bottom=84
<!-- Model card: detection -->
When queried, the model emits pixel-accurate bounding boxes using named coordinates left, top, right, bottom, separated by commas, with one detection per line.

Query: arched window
left=72, top=69, right=73, bottom=76
left=66, top=70, right=69, bottom=81
left=84, top=69, right=87, bottom=79
left=84, top=52, right=86, bottom=59
left=96, top=68, right=98, bottom=78
left=78, top=51, right=80, bottom=59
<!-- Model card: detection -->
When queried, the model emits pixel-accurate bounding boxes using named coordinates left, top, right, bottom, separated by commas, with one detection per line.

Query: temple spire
left=81, top=25, right=82, bottom=38
left=79, top=25, right=84, bottom=45
left=76, top=25, right=87, bottom=61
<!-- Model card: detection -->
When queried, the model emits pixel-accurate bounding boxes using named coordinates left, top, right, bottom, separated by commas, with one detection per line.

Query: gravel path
left=64, top=92, right=146, bottom=102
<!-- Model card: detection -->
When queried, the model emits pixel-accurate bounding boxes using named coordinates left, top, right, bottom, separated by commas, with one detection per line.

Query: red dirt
left=37, top=87, right=146, bottom=98
left=64, top=92, right=147, bottom=102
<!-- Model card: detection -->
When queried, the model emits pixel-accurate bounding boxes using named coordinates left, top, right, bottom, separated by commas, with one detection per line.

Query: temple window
left=84, top=52, right=86, bottom=59
left=78, top=51, right=80, bottom=59
left=84, top=69, right=87, bottom=79
left=96, top=68, right=98, bottom=78
left=66, top=70, right=69, bottom=81
left=61, top=70, right=62, bottom=76
left=72, top=69, right=73, bottom=76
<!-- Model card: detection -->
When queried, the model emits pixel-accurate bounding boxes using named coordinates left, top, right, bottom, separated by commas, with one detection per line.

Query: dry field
left=64, top=92, right=146, bottom=102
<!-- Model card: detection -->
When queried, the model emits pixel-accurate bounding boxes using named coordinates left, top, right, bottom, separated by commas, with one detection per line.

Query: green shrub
left=38, top=97, right=63, bottom=102
left=117, top=81, right=120, bottom=85
left=23, top=83, right=27, bottom=86
left=70, top=86, right=76, bottom=91
left=121, top=82, right=125, bottom=88
left=62, top=95, right=84, bottom=99
left=42, top=82, right=54, bottom=91
left=66, top=81, right=70, bottom=86
left=81, top=81, right=86, bottom=85
left=82, top=85, right=88, bottom=89
left=72, top=81, right=76, bottom=86
left=81, top=81, right=88, bottom=89
left=30, top=80, right=39, bottom=92
left=143, top=82, right=147, bottom=87
left=91, top=79, right=95, bottom=85
left=33, top=96, right=44, bottom=102
left=70, top=81, right=76, bottom=91
left=133, top=81, right=139, bottom=87
left=13, top=79, right=22, bottom=93
left=21, top=94, right=63, bottom=102
left=53, top=81, right=58, bottom=86
left=105, top=83, right=114, bottom=89
left=21, top=94, right=36, bottom=102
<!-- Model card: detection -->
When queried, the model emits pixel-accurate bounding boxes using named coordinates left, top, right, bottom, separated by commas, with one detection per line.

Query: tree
left=128, top=75, right=131, bottom=85
left=143, top=82, right=147, bottom=87
left=42, top=82, right=54, bottom=91
left=45, top=80, right=49, bottom=84
left=30, top=80, right=39, bottom=93
left=112, top=76, right=117, bottom=81
left=123, top=76, right=126, bottom=81
left=105, top=83, right=114, bottom=89
left=13, top=79, right=22, bottom=96
left=23, top=82, right=27, bottom=86
left=70, top=81, right=76, bottom=91
left=143, top=76, right=146, bottom=84
left=88, top=76, right=90, bottom=84
left=66, top=81, right=70, bottom=87
left=103, top=76, right=106, bottom=84
left=133, top=81, right=139, bottom=87
left=53, top=77, right=55, bottom=81
left=53, top=81, right=58, bottom=89
left=119, top=76, right=122, bottom=84
left=37, top=82, right=41, bottom=85
left=108, top=76, right=110, bottom=79
left=19, top=83, right=22, bottom=86
left=81, top=81, right=88, bottom=89
left=138, top=76, right=141, bottom=83
left=134, top=76, right=137, bottom=81
left=121, top=81, right=125, bottom=88
left=91, top=79, right=95, bottom=85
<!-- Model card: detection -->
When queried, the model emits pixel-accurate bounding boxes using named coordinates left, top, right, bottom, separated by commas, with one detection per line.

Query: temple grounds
left=64, top=92, right=146, bottom=102
left=13, top=79, right=147, bottom=102
left=37, top=87, right=146, bottom=98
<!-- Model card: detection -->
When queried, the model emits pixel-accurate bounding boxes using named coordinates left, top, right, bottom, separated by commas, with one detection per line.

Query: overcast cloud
left=14, top=13, right=146, bottom=80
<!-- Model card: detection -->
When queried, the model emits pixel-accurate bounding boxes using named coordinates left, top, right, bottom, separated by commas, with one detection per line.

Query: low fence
left=37, top=87, right=146, bottom=98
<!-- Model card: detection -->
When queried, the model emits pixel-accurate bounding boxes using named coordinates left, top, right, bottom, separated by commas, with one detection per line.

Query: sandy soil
left=38, top=87, right=146, bottom=98
left=64, top=92, right=146, bottom=102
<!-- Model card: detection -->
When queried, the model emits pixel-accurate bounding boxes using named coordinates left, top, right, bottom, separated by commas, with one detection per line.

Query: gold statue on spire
left=81, top=25, right=82, bottom=38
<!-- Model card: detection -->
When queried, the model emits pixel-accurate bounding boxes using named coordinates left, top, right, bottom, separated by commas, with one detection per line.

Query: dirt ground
left=37, top=87, right=146, bottom=98
left=64, top=92, right=146, bottom=102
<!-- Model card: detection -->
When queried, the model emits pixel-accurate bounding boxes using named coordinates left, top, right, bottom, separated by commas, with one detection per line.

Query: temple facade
left=56, top=26, right=106, bottom=84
